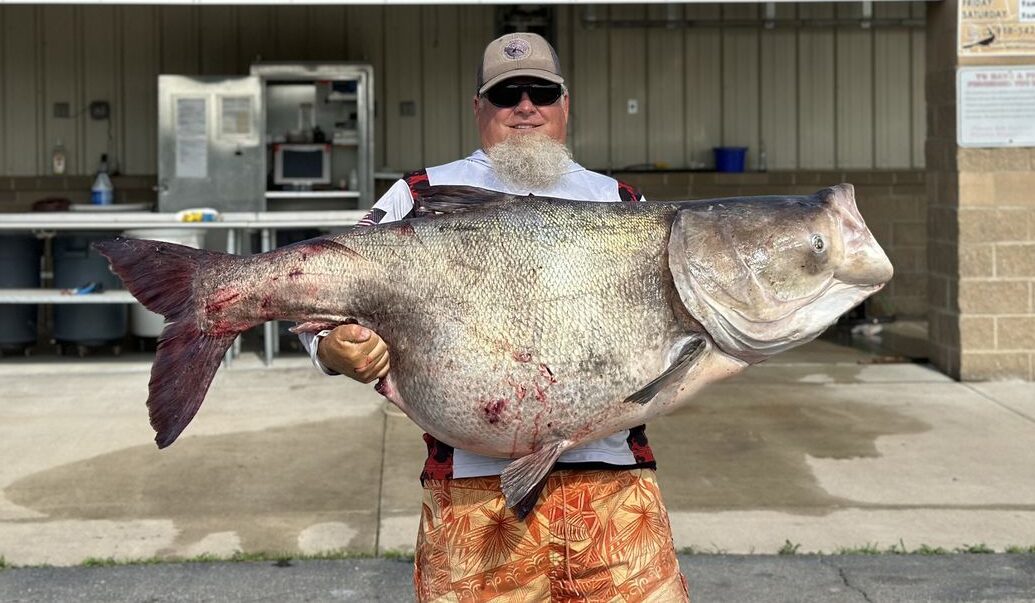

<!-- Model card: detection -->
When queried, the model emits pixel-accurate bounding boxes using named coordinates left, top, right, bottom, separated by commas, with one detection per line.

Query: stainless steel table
left=0, top=210, right=367, bottom=366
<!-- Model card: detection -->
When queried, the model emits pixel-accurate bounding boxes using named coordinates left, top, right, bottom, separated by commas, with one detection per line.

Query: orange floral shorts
left=414, top=468, right=690, bottom=602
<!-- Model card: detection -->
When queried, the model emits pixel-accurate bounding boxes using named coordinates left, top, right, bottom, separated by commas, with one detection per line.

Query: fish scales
left=95, top=184, right=893, bottom=517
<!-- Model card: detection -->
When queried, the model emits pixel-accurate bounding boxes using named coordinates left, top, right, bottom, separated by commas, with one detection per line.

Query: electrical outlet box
left=627, top=99, right=639, bottom=115
left=89, top=101, right=110, bottom=120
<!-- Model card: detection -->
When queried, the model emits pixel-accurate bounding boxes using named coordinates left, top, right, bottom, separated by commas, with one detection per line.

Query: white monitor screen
left=274, top=144, right=330, bottom=186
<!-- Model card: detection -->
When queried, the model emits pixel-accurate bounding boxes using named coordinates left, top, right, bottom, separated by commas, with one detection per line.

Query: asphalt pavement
left=2, top=554, right=1035, bottom=602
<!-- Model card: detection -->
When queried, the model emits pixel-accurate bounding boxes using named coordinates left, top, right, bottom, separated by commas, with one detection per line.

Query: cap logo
left=501, top=38, right=531, bottom=61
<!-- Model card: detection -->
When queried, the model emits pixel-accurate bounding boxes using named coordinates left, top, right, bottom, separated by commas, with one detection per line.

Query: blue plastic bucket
left=713, top=147, right=748, bottom=173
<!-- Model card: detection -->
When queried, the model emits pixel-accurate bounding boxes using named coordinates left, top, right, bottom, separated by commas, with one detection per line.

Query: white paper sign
left=1022, top=0, right=1035, bottom=22
left=220, top=96, right=253, bottom=139
left=175, top=97, right=208, bottom=178
left=957, top=66, right=1035, bottom=147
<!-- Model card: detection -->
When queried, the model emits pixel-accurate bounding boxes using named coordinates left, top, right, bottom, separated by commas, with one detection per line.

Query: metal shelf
left=264, top=191, right=360, bottom=199
left=0, top=289, right=136, bottom=304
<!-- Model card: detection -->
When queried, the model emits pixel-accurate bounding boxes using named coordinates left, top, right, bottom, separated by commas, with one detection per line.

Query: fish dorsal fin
left=624, top=336, right=706, bottom=405
left=418, top=185, right=518, bottom=215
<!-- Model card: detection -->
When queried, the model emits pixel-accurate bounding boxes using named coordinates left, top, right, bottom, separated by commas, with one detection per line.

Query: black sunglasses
left=483, top=82, right=564, bottom=108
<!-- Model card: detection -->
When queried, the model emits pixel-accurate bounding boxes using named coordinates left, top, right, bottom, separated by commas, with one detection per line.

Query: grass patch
left=77, top=549, right=415, bottom=568
left=956, top=543, right=995, bottom=554
left=0, top=556, right=7, bottom=570
left=679, top=545, right=729, bottom=555
left=778, top=540, right=802, bottom=555
left=913, top=544, right=950, bottom=555
left=1006, top=545, right=1035, bottom=554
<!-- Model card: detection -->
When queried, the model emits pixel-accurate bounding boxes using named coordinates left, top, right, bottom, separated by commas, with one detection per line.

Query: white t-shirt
left=302, top=149, right=648, bottom=478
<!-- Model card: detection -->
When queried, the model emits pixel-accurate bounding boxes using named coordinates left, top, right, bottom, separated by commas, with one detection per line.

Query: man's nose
left=514, top=92, right=537, bottom=113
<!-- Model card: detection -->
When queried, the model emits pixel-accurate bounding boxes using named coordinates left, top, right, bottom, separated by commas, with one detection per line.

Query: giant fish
left=96, top=184, right=892, bottom=518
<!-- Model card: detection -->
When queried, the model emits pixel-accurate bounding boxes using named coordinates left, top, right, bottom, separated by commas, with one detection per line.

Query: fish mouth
left=694, top=276, right=887, bottom=363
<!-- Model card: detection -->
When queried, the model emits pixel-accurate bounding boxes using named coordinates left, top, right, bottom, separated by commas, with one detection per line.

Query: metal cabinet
left=157, top=63, right=376, bottom=214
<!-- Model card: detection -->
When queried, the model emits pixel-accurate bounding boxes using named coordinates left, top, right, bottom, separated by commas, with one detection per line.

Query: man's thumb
left=342, top=324, right=370, bottom=343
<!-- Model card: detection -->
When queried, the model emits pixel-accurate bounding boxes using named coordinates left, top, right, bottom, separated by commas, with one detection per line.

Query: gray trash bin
left=52, top=232, right=127, bottom=347
left=0, top=234, right=41, bottom=351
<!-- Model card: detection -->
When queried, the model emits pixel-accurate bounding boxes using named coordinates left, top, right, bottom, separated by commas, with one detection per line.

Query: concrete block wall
left=617, top=170, right=928, bottom=320
left=929, top=148, right=1035, bottom=380
left=925, top=0, right=1035, bottom=381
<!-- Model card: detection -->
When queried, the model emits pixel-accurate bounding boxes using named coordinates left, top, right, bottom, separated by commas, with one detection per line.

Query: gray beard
left=486, top=133, right=573, bottom=191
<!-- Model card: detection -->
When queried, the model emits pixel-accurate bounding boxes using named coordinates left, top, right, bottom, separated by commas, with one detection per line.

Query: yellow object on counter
left=175, top=208, right=221, bottom=222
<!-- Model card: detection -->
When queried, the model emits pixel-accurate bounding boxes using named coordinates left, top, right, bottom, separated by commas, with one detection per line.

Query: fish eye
left=810, top=234, right=825, bottom=253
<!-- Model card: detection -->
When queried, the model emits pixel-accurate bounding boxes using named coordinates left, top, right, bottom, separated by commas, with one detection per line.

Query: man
left=301, top=32, right=689, bottom=602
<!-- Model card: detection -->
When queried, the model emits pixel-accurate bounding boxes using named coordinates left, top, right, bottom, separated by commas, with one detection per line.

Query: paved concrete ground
left=3, top=555, right=1035, bottom=602
left=1, top=323, right=1034, bottom=595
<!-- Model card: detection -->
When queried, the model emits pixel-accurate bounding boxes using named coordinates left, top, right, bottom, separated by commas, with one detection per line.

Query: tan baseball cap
left=476, top=32, right=564, bottom=95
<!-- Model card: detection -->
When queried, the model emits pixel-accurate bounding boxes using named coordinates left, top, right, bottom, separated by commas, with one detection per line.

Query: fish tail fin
left=94, top=238, right=239, bottom=448
left=500, top=440, right=568, bottom=520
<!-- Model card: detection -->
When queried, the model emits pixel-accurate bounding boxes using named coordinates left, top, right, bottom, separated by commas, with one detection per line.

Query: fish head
left=667, top=184, right=893, bottom=363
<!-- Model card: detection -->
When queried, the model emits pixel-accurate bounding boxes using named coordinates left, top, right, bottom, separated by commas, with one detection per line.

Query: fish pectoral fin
left=288, top=320, right=353, bottom=335
left=500, top=440, right=569, bottom=520
left=418, top=186, right=516, bottom=215
left=624, top=336, right=707, bottom=405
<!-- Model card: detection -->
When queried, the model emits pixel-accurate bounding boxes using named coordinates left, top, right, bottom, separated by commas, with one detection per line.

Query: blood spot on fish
left=295, top=239, right=365, bottom=262
left=208, top=319, right=248, bottom=337
left=204, top=290, right=241, bottom=314
left=534, top=387, right=548, bottom=403
left=538, top=364, right=557, bottom=384
left=260, top=296, right=274, bottom=319
left=512, top=350, right=533, bottom=363
left=482, top=399, right=507, bottom=424
left=395, top=223, right=417, bottom=237
left=288, top=268, right=304, bottom=279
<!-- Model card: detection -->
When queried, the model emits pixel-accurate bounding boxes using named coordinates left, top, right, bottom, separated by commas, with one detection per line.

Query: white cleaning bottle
left=91, top=153, right=114, bottom=205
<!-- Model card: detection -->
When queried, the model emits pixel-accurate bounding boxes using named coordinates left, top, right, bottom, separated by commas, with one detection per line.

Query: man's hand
left=318, top=324, right=390, bottom=383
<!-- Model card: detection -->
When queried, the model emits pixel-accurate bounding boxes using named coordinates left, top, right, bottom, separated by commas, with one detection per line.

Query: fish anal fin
left=500, top=440, right=568, bottom=520
left=624, top=337, right=707, bottom=405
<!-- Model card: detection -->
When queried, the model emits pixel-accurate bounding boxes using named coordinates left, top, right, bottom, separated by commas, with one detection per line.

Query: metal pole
left=261, top=228, right=274, bottom=366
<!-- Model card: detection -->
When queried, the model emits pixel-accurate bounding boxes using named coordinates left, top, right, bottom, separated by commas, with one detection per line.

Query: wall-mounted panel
left=835, top=3, right=874, bottom=168
left=383, top=6, right=422, bottom=171
left=236, top=6, right=275, bottom=73
left=421, top=5, right=462, bottom=167
left=760, top=4, right=798, bottom=171
left=310, top=6, right=347, bottom=61
left=912, top=28, right=926, bottom=169
left=120, top=6, right=157, bottom=175
left=345, top=6, right=385, bottom=170
left=721, top=4, right=760, bottom=161
left=646, top=4, right=685, bottom=169
left=200, top=7, right=237, bottom=76
left=459, top=6, right=494, bottom=157
left=875, top=28, right=912, bottom=168
left=572, top=5, right=611, bottom=170
left=43, top=6, right=78, bottom=174
left=159, top=6, right=199, bottom=75
left=684, top=5, right=722, bottom=169
left=83, top=6, right=119, bottom=176
left=797, top=3, right=836, bottom=169
left=609, top=5, right=647, bottom=170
